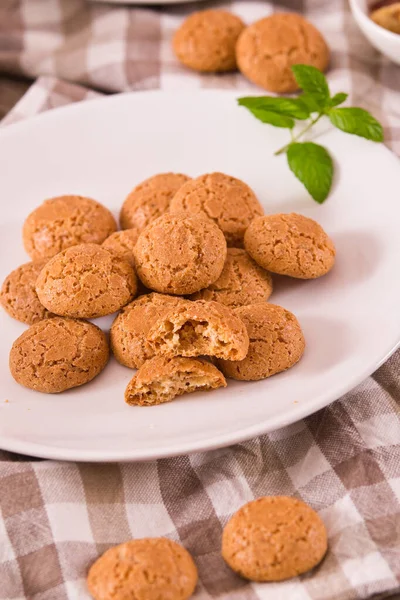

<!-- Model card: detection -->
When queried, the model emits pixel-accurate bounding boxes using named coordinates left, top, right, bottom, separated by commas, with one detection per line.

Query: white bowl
left=349, top=0, right=400, bottom=64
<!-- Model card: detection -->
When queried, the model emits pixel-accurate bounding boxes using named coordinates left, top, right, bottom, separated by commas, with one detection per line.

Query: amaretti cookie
left=9, top=317, right=109, bottom=393
left=125, top=356, right=227, bottom=406
left=222, top=496, right=328, bottom=581
left=102, top=228, right=140, bottom=266
left=173, top=9, right=245, bottom=73
left=111, top=293, right=187, bottom=369
left=134, top=213, right=227, bottom=295
left=236, top=13, right=330, bottom=93
left=170, top=172, right=263, bottom=247
left=217, top=303, right=305, bottom=380
left=87, top=538, right=198, bottom=600
left=147, top=300, right=249, bottom=361
left=1, top=261, right=52, bottom=325
left=191, top=248, right=273, bottom=307
left=23, top=195, right=117, bottom=261
left=36, top=244, right=137, bottom=319
left=120, top=173, right=191, bottom=231
left=244, top=213, right=335, bottom=279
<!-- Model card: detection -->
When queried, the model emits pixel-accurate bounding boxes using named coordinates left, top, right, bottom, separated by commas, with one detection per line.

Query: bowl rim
left=349, top=0, right=400, bottom=43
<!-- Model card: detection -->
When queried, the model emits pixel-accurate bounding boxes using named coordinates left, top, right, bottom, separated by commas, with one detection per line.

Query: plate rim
left=2, top=342, right=399, bottom=463
left=1, top=89, right=400, bottom=462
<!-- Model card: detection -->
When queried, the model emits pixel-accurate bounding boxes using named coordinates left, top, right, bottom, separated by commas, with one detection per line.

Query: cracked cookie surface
left=170, top=172, right=263, bottom=247
left=173, top=9, right=245, bottom=72
left=222, top=496, right=328, bottom=581
left=111, top=293, right=187, bottom=369
left=236, top=13, right=330, bottom=93
left=125, top=356, right=226, bottom=406
left=120, top=173, right=191, bottom=231
left=191, top=248, right=273, bottom=307
left=1, top=261, right=53, bottom=324
left=87, top=537, right=198, bottom=600
left=244, top=213, right=335, bottom=279
left=102, top=228, right=140, bottom=266
left=23, top=195, right=117, bottom=260
left=36, top=243, right=137, bottom=319
left=217, top=303, right=305, bottom=380
left=147, top=299, right=249, bottom=361
left=9, top=317, right=109, bottom=393
left=134, top=213, right=227, bottom=295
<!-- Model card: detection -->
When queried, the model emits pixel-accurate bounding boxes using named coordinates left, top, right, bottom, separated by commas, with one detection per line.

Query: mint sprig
left=238, top=65, right=384, bottom=204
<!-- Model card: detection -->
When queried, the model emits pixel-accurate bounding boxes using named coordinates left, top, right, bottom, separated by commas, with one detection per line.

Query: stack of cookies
left=172, top=10, right=330, bottom=93
left=1, top=172, right=335, bottom=405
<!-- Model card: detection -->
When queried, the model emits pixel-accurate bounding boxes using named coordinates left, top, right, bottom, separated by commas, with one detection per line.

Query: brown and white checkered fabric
left=1, top=1, right=400, bottom=599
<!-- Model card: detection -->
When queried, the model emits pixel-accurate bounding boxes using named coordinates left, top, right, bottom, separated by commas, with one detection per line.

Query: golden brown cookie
left=244, top=213, right=335, bottom=279
left=371, top=3, right=400, bottom=34
left=9, top=317, right=109, bottom=393
left=134, top=213, right=227, bottom=295
left=1, top=261, right=53, bottom=325
left=23, top=195, right=117, bottom=261
left=236, top=13, right=330, bottom=93
left=222, top=496, right=328, bottom=581
left=36, top=244, right=137, bottom=319
left=217, top=303, right=305, bottom=381
left=87, top=538, right=198, bottom=600
left=191, top=248, right=273, bottom=307
left=148, top=300, right=249, bottom=361
left=173, top=9, right=245, bottom=73
left=170, top=173, right=263, bottom=247
left=120, top=173, right=191, bottom=231
left=111, top=293, right=188, bottom=369
left=102, top=228, right=140, bottom=266
left=125, top=356, right=227, bottom=406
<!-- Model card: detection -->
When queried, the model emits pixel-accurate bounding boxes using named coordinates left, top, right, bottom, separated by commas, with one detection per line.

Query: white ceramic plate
left=1, top=90, right=400, bottom=462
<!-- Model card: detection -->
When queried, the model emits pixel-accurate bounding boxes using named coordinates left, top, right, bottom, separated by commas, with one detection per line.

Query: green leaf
left=287, top=142, right=333, bottom=204
left=329, top=92, right=348, bottom=108
left=246, top=107, right=295, bottom=129
left=297, top=93, right=320, bottom=113
left=291, top=65, right=330, bottom=110
left=329, top=107, right=384, bottom=142
left=238, top=96, right=310, bottom=120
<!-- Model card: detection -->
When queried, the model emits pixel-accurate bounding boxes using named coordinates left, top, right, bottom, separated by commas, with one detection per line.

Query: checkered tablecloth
left=1, top=1, right=400, bottom=599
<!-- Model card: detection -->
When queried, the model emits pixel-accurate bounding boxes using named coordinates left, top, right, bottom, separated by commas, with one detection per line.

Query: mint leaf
left=291, top=65, right=330, bottom=110
left=287, top=142, right=333, bottom=204
left=297, top=93, right=320, bottom=113
left=246, top=107, right=295, bottom=129
left=329, top=92, right=348, bottom=108
left=329, top=107, right=384, bottom=142
left=238, top=97, right=310, bottom=120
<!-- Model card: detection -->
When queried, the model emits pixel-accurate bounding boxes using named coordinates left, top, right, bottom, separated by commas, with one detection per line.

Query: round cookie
left=222, top=496, right=328, bottom=581
left=134, top=213, right=227, bottom=295
left=244, top=213, right=335, bottom=279
left=23, top=195, right=117, bottom=261
left=217, top=303, right=305, bottom=381
left=236, top=13, right=330, bottom=93
left=111, top=293, right=187, bottom=369
left=87, top=538, right=198, bottom=600
left=102, top=228, right=140, bottom=266
left=191, top=248, right=273, bottom=307
left=36, top=244, right=137, bottom=319
left=173, top=9, right=245, bottom=73
left=9, top=317, right=109, bottom=393
left=1, top=261, right=52, bottom=325
left=170, top=173, right=263, bottom=247
left=120, top=173, right=191, bottom=231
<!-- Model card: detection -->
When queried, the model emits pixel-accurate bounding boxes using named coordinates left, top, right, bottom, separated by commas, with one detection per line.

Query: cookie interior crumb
left=125, top=357, right=226, bottom=406
left=148, top=302, right=249, bottom=361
